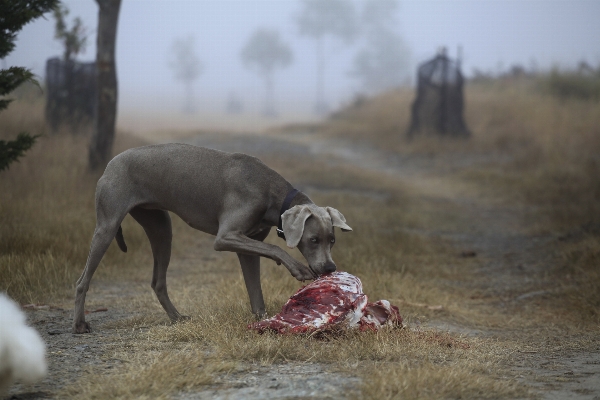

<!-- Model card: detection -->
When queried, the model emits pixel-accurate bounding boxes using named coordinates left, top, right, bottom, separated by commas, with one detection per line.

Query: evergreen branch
left=0, top=98, right=13, bottom=112
left=0, top=66, right=36, bottom=96
left=0, top=0, right=59, bottom=58
left=0, top=133, right=40, bottom=172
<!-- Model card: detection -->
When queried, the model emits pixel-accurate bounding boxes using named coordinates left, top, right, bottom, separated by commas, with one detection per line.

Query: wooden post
left=89, top=0, right=121, bottom=171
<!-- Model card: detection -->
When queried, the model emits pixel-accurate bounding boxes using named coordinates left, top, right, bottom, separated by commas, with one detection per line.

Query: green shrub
left=543, top=68, right=600, bottom=101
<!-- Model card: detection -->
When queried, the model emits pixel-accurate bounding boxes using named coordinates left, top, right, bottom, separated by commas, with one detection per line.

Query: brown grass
left=85, top=268, right=527, bottom=399
left=315, top=82, right=600, bottom=231
left=357, top=362, right=524, bottom=400
left=62, top=348, right=236, bottom=399
left=60, top=186, right=531, bottom=398
left=54, top=160, right=528, bottom=398
left=295, top=81, right=600, bottom=326
left=0, top=97, right=153, bottom=304
left=3, top=82, right=598, bottom=398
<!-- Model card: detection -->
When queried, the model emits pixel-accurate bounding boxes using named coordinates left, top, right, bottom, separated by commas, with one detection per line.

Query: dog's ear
left=282, top=205, right=313, bottom=248
left=325, top=207, right=352, bottom=232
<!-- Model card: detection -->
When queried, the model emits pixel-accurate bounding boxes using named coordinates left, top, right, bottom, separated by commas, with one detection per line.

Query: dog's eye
left=310, top=237, right=318, bottom=243
left=330, top=238, right=335, bottom=244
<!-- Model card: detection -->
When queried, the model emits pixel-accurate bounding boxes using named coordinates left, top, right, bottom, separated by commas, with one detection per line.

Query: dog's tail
left=115, top=225, right=127, bottom=253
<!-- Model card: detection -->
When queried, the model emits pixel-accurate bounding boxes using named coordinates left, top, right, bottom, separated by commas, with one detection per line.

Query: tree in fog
left=296, top=0, right=359, bottom=114
left=351, top=0, right=409, bottom=93
left=351, top=29, right=409, bottom=93
left=53, top=3, right=88, bottom=62
left=241, top=28, right=293, bottom=117
left=89, top=0, right=121, bottom=171
left=168, top=36, right=204, bottom=114
left=47, top=4, right=91, bottom=134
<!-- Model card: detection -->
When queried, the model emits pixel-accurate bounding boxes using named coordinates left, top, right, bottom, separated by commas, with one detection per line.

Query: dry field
left=1, top=80, right=599, bottom=399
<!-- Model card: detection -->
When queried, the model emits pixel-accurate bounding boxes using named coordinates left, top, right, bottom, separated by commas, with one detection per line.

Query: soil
left=7, top=129, right=600, bottom=399
left=175, top=363, right=360, bottom=400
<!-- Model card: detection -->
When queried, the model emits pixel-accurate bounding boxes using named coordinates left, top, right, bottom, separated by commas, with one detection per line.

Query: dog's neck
left=266, top=187, right=313, bottom=228
left=288, top=190, right=313, bottom=209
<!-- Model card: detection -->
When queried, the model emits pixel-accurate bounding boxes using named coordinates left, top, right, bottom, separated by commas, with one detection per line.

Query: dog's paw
left=254, top=311, right=268, bottom=321
left=284, top=259, right=316, bottom=281
left=171, top=314, right=191, bottom=323
left=291, top=266, right=317, bottom=282
left=72, top=320, right=91, bottom=334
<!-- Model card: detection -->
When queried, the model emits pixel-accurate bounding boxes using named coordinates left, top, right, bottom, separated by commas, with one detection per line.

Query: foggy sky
left=5, top=0, right=600, bottom=118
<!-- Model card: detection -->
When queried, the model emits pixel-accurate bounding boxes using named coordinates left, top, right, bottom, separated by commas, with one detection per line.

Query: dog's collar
left=277, top=188, right=300, bottom=240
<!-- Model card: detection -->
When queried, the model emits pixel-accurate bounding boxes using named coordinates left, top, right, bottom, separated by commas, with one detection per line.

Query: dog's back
left=98, top=143, right=289, bottom=234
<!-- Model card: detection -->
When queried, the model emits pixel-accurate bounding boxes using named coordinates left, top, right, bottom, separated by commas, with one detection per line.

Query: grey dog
left=73, top=143, right=352, bottom=334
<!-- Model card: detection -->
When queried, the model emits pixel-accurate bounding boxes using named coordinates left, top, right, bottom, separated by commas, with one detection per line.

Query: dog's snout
left=323, top=262, right=336, bottom=274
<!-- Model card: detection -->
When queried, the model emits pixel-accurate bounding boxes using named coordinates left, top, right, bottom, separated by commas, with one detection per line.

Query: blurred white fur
left=0, top=293, right=47, bottom=395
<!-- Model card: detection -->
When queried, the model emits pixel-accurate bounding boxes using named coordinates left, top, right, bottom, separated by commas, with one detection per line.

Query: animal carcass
left=249, top=272, right=402, bottom=334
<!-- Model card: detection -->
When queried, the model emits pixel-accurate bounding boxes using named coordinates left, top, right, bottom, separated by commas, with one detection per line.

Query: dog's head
left=281, top=204, right=352, bottom=276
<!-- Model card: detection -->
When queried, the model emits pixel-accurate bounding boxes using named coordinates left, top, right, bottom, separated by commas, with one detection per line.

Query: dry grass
left=87, top=269, right=526, bottom=399
left=62, top=347, right=236, bottom=399
left=0, top=97, right=154, bottom=304
left=3, top=82, right=598, bottom=398
left=148, top=278, right=478, bottom=365
left=357, top=361, right=524, bottom=400
left=55, top=160, right=527, bottom=398
left=299, top=80, right=600, bottom=326
left=59, top=188, right=529, bottom=398
left=316, top=82, right=600, bottom=231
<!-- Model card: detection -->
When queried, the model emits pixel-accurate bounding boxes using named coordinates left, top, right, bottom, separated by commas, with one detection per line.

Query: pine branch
left=0, top=0, right=59, bottom=58
left=0, top=66, right=36, bottom=96
left=0, top=133, right=40, bottom=171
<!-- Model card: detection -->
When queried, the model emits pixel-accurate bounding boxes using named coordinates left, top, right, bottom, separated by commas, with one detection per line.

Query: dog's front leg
left=214, top=231, right=316, bottom=281
left=237, top=253, right=266, bottom=318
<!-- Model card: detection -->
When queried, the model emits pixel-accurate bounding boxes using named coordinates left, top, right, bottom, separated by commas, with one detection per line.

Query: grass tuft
left=0, top=99, right=151, bottom=304
left=61, top=348, right=236, bottom=399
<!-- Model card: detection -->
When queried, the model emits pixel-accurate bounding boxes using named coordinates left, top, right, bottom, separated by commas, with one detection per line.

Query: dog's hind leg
left=129, top=207, right=186, bottom=322
left=73, top=216, right=125, bottom=334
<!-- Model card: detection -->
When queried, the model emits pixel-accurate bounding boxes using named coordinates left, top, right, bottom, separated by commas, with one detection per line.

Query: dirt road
left=184, top=130, right=600, bottom=399
left=9, top=129, right=599, bottom=399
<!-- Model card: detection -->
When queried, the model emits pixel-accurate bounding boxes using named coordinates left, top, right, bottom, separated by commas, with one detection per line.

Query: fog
left=5, top=0, right=600, bottom=131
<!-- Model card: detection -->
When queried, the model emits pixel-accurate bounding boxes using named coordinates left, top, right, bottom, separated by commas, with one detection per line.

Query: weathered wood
left=45, top=57, right=96, bottom=133
left=89, top=0, right=121, bottom=171
left=407, top=51, right=470, bottom=138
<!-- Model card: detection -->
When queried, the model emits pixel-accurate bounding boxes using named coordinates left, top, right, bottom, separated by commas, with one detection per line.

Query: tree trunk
left=263, top=72, right=275, bottom=117
left=314, top=36, right=327, bottom=115
left=89, top=0, right=121, bottom=171
left=183, top=83, right=195, bottom=114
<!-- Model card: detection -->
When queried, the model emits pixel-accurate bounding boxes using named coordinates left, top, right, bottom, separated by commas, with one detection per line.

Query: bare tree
left=168, top=36, right=204, bottom=114
left=296, top=0, right=359, bottom=114
left=53, top=3, right=88, bottom=62
left=89, top=0, right=121, bottom=171
left=47, top=4, right=91, bottom=133
left=241, top=28, right=293, bottom=117
left=351, top=0, right=409, bottom=93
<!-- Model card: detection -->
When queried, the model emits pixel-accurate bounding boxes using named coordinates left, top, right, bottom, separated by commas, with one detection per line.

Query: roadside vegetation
left=0, top=92, right=153, bottom=304
left=542, top=67, right=600, bottom=102
left=2, top=71, right=599, bottom=398
left=310, top=75, right=600, bottom=326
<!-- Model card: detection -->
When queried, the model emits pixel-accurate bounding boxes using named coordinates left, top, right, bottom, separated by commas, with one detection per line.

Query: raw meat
left=249, top=271, right=402, bottom=334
